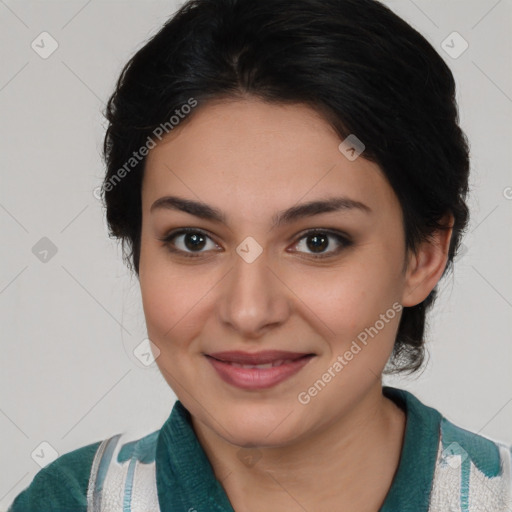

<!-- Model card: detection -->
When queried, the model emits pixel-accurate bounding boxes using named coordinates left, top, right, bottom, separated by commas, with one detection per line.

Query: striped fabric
left=87, top=432, right=160, bottom=512
left=85, top=390, right=512, bottom=512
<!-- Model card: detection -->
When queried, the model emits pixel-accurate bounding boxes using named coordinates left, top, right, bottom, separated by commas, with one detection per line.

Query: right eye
left=159, top=228, right=221, bottom=258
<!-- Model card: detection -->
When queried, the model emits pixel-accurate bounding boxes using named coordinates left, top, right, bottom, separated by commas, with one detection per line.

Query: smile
left=205, top=350, right=315, bottom=390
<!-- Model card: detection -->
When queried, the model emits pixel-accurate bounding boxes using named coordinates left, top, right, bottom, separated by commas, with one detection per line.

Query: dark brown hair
left=101, top=0, right=471, bottom=374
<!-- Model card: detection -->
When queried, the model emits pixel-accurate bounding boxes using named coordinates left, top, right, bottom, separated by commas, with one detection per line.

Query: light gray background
left=1, top=0, right=511, bottom=509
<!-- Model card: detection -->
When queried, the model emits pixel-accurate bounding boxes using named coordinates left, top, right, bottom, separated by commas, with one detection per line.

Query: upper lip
left=206, top=350, right=314, bottom=365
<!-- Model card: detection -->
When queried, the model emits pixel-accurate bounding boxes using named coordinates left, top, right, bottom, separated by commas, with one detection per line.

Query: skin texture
left=139, top=97, right=453, bottom=511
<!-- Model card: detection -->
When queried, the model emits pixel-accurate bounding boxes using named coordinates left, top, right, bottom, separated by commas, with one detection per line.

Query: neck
left=191, top=382, right=406, bottom=512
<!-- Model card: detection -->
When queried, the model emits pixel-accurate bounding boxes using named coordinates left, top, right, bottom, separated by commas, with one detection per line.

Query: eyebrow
left=150, top=195, right=372, bottom=227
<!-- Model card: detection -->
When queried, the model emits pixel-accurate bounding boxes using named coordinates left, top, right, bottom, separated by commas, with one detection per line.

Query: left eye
left=159, top=228, right=352, bottom=259
left=291, top=230, right=352, bottom=258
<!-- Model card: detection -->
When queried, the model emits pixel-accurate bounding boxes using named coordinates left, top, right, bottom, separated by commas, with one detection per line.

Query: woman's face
left=139, top=98, right=429, bottom=447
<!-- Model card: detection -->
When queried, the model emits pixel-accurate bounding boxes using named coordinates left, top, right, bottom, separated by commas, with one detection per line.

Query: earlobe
left=401, top=213, right=454, bottom=308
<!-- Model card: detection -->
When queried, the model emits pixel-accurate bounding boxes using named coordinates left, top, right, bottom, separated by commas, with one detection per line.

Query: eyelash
left=158, top=227, right=353, bottom=260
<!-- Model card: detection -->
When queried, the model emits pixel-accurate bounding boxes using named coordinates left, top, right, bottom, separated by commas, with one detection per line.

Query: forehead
left=142, top=98, right=399, bottom=220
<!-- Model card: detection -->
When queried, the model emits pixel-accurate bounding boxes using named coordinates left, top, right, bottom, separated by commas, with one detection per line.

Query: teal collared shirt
left=8, top=386, right=512, bottom=511
left=155, top=386, right=441, bottom=511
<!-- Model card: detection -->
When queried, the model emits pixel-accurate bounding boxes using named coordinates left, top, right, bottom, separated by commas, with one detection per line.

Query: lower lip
left=206, top=355, right=314, bottom=390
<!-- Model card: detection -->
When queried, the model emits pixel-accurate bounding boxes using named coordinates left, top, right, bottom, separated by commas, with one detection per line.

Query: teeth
left=228, top=358, right=296, bottom=369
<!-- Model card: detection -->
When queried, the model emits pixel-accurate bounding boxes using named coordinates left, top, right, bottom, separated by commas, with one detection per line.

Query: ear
left=401, top=213, right=454, bottom=307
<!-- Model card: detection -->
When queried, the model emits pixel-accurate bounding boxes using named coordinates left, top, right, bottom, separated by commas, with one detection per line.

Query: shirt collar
left=155, top=386, right=441, bottom=512
left=156, top=400, right=235, bottom=512
left=380, top=386, right=442, bottom=511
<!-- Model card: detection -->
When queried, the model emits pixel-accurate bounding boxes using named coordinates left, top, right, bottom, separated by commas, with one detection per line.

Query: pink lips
left=206, top=350, right=315, bottom=390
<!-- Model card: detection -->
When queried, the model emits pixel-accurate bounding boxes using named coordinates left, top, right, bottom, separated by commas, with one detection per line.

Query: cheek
left=285, top=259, right=395, bottom=329
left=139, top=249, right=216, bottom=346
left=139, top=245, right=182, bottom=339
left=291, top=262, right=401, bottom=362
left=140, top=273, right=187, bottom=341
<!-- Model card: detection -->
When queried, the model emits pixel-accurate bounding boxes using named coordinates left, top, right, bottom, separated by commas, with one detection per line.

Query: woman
left=8, top=0, right=512, bottom=510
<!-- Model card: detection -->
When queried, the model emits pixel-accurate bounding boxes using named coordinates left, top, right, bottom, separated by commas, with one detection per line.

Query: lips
left=205, top=350, right=315, bottom=390
left=207, top=350, right=312, bottom=366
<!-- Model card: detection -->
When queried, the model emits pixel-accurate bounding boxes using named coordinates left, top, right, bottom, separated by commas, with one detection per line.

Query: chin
left=216, top=406, right=303, bottom=448
left=224, top=427, right=296, bottom=449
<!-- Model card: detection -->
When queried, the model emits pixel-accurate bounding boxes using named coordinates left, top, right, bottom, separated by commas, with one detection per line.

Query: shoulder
left=7, top=439, right=102, bottom=512
left=8, top=428, right=162, bottom=512
left=384, top=386, right=512, bottom=510
left=429, top=415, right=512, bottom=511
left=87, top=429, right=161, bottom=511
left=438, top=416, right=510, bottom=477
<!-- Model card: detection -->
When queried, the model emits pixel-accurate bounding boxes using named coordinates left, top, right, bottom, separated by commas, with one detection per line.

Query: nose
left=217, top=246, right=291, bottom=338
